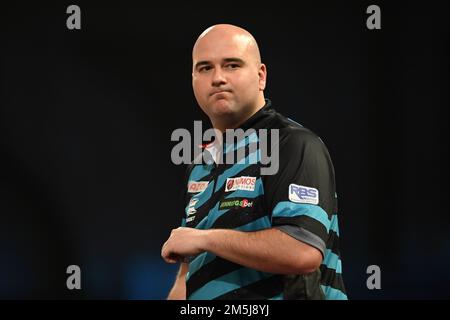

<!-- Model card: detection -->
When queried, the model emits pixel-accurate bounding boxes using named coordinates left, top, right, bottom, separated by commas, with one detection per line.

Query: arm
left=167, top=262, right=188, bottom=300
left=204, top=227, right=322, bottom=274
left=162, top=227, right=322, bottom=275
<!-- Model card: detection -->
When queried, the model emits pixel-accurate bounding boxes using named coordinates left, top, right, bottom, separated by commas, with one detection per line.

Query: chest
left=185, top=165, right=268, bottom=230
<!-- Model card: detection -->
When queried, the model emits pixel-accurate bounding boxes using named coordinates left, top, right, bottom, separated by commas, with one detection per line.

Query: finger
left=161, top=246, right=171, bottom=261
left=162, top=245, right=180, bottom=263
left=164, top=253, right=181, bottom=264
left=165, top=257, right=178, bottom=264
left=162, top=250, right=174, bottom=263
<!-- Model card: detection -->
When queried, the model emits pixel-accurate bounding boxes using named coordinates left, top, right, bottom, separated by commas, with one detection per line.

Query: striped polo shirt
left=181, top=99, right=347, bottom=300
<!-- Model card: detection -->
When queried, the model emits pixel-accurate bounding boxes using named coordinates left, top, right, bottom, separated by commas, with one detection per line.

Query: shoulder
left=281, top=126, right=323, bottom=147
left=266, top=108, right=324, bottom=146
left=277, top=123, right=328, bottom=156
left=185, top=163, right=196, bottom=181
left=264, top=111, right=331, bottom=164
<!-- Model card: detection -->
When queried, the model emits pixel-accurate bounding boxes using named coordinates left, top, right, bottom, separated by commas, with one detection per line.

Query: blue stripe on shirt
left=272, top=201, right=331, bottom=233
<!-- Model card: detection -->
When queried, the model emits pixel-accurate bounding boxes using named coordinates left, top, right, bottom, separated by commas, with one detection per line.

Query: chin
left=210, top=99, right=235, bottom=116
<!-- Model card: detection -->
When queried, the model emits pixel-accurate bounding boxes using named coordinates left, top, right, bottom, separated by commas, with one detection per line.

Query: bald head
left=193, top=24, right=262, bottom=67
left=191, top=24, right=267, bottom=132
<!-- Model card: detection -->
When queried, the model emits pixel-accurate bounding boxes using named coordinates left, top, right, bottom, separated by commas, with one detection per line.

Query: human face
left=192, top=33, right=266, bottom=125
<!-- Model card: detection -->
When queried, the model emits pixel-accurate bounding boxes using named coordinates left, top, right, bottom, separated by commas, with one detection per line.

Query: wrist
left=200, top=228, right=217, bottom=252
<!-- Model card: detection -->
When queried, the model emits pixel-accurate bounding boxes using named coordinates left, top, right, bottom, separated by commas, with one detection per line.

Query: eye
left=226, top=63, right=240, bottom=69
left=199, top=65, right=212, bottom=72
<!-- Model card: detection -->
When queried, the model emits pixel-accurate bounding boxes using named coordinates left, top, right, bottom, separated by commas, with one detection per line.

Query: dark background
left=1, top=1, right=449, bottom=299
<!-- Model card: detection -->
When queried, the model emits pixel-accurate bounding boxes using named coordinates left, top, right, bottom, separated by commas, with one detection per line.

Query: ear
left=258, top=63, right=267, bottom=91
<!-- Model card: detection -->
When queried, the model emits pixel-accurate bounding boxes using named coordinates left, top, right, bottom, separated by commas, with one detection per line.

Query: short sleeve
left=263, top=129, right=337, bottom=256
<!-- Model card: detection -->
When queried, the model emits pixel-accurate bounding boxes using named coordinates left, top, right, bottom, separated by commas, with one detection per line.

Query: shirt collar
left=238, top=98, right=273, bottom=131
left=200, top=99, right=274, bottom=165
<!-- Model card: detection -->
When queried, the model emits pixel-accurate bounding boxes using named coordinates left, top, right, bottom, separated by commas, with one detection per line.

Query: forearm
left=167, top=278, right=186, bottom=300
left=167, top=263, right=188, bottom=300
left=202, top=228, right=320, bottom=275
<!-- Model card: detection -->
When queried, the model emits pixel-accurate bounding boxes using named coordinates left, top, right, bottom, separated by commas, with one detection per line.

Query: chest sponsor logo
left=288, top=184, right=319, bottom=205
left=225, top=176, right=256, bottom=192
left=187, top=181, right=209, bottom=193
left=219, top=198, right=254, bottom=210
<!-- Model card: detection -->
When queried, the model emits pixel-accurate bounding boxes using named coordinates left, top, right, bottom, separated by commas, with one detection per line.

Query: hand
left=161, top=227, right=209, bottom=263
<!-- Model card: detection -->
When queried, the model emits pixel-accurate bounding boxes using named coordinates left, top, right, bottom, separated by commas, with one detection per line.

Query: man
left=161, top=24, right=347, bottom=300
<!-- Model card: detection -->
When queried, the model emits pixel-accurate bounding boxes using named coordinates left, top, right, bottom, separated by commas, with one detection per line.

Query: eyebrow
left=194, top=57, right=246, bottom=70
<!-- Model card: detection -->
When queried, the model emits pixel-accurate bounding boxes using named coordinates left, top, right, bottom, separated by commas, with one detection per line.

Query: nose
left=211, top=67, right=227, bottom=87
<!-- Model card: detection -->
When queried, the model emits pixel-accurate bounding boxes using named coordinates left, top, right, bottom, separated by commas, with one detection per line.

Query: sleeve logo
left=288, top=184, right=319, bottom=205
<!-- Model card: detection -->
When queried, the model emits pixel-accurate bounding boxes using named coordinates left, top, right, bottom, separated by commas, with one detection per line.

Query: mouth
left=210, top=89, right=231, bottom=96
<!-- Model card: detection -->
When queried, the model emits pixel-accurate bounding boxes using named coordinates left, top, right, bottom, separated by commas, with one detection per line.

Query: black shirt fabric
left=181, top=99, right=347, bottom=300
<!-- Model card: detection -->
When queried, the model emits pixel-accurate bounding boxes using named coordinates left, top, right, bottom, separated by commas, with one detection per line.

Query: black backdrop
left=1, top=1, right=449, bottom=299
